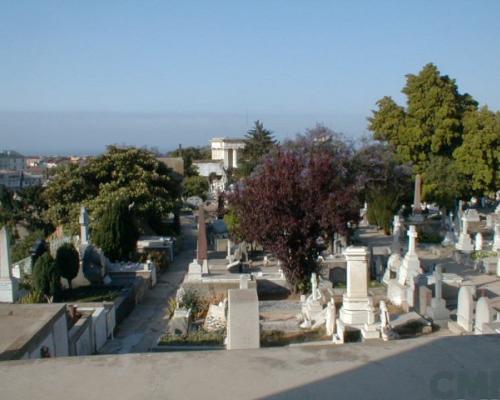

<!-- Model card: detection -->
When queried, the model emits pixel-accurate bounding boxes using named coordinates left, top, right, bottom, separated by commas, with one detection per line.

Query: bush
left=55, top=242, right=79, bottom=289
left=32, top=253, right=60, bottom=299
left=92, top=197, right=139, bottom=261
left=149, top=251, right=169, bottom=272
left=159, top=329, right=225, bottom=346
left=417, top=229, right=443, bottom=244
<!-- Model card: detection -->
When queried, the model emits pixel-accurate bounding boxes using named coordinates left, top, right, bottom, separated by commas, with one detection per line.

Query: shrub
left=32, top=253, right=60, bottom=299
left=55, top=242, right=79, bottom=289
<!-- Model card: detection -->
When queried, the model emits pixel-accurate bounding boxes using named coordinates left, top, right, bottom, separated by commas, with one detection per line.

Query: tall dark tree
left=92, top=197, right=139, bottom=262
left=92, top=197, right=139, bottom=261
left=228, top=136, right=359, bottom=291
left=238, top=121, right=277, bottom=178
left=55, top=242, right=80, bottom=290
left=32, top=253, right=60, bottom=299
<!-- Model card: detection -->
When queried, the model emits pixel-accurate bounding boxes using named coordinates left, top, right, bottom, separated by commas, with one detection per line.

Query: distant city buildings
left=0, top=150, right=90, bottom=191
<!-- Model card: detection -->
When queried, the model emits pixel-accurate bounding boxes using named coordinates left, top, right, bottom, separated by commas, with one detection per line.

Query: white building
left=210, top=138, right=245, bottom=169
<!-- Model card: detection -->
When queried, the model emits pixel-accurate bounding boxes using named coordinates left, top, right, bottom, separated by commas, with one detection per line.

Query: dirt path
left=99, top=215, right=196, bottom=354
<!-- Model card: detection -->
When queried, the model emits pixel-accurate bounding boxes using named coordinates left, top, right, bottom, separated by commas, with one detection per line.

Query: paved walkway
left=99, top=215, right=196, bottom=354
left=3, top=334, right=500, bottom=400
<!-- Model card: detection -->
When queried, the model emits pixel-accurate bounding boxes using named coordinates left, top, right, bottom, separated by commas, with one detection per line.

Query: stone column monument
left=336, top=246, right=378, bottom=342
left=0, top=227, right=18, bottom=303
left=197, top=206, right=209, bottom=274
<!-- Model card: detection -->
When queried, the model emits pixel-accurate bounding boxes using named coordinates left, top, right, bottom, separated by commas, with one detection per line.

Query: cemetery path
left=98, top=215, right=196, bottom=354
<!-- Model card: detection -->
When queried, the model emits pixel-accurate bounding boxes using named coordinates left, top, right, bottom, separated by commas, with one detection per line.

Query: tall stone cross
left=0, top=226, right=12, bottom=279
left=79, top=206, right=90, bottom=245
left=407, top=225, right=418, bottom=255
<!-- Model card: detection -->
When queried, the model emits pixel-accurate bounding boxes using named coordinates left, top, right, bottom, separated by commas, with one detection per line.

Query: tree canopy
left=237, top=120, right=277, bottom=178
left=44, top=146, right=182, bottom=234
left=55, top=242, right=80, bottom=289
left=368, top=63, right=498, bottom=199
left=228, top=134, right=359, bottom=291
left=183, top=175, right=209, bottom=200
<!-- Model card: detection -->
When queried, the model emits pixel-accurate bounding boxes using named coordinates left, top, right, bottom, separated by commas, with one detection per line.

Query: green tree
left=183, top=175, right=209, bottom=200
left=92, top=196, right=139, bottom=261
left=32, top=253, right=60, bottom=299
left=369, top=63, right=478, bottom=172
left=55, top=242, right=79, bottom=290
left=453, top=107, right=500, bottom=195
left=167, top=146, right=211, bottom=177
left=11, top=230, right=45, bottom=262
left=238, top=120, right=277, bottom=177
left=422, top=156, right=469, bottom=209
left=353, top=142, right=412, bottom=233
left=44, top=146, right=182, bottom=234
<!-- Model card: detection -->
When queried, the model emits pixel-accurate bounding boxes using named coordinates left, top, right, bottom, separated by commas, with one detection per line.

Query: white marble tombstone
left=425, top=265, right=450, bottom=326
left=456, top=217, right=474, bottom=252
left=326, top=299, right=336, bottom=337
left=474, top=297, right=492, bottom=335
left=399, top=225, right=422, bottom=285
left=456, top=286, right=474, bottom=332
left=187, top=259, right=202, bottom=281
left=493, top=224, right=500, bottom=252
left=0, top=227, right=18, bottom=303
left=474, top=233, right=483, bottom=251
left=79, top=206, right=90, bottom=245
left=382, top=251, right=402, bottom=286
left=336, top=246, right=378, bottom=341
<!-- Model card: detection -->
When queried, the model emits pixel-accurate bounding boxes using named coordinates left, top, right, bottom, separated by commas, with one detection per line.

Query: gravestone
left=227, top=288, right=260, bottom=350
left=455, top=217, right=474, bottom=252
left=463, top=209, right=480, bottom=223
left=456, top=286, right=474, bottom=332
left=474, top=233, right=483, bottom=251
left=474, top=297, right=492, bottom=335
left=79, top=206, right=90, bottom=245
left=493, top=224, right=500, bottom=252
left=325, top=299, right=336, bottom=337
left=0, top=227, right=18, bottom=303
left=336, top=246, right=379, bottom=342
left=382, top=251, right=401, bottom=285
left=425, top=265, right=450, bottom=326
left=187, top=259, right=202, bottom=281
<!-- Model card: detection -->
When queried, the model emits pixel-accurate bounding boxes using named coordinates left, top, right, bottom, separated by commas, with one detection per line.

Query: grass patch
left=471, top=251, right=497, bottom=260
left=159, top=330, right=225, bottom=346
left=57, top=285, right=122, bottom=303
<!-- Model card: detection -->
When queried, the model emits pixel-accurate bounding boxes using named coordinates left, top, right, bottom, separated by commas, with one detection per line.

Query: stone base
left=187, top=260, right=202, bottom=281
left=339, top=296, right=376, bottom=326
left=303, top=301, right=324, bottom=322
left=425, top=298, right=450, bottom=327
left=361, top=323, right=380, bottom=340
left=0, top=278, right=18, bottom=303
left=455, top=235, right=474, bottom=252
left=387, top=280, right=407, bottom=307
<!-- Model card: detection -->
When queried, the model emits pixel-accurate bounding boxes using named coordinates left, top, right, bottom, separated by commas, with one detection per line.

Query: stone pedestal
left=227, top=288, right=260, bottom=350
left=336, top=246, right=379, bottom=342
left=187, top=259, right=202, bottom=281
left=0, top=278, right=18, bottom=303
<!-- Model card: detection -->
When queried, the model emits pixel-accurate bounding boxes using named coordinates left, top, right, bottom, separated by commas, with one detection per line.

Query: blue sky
left=1, top=1, right=499, bottom=154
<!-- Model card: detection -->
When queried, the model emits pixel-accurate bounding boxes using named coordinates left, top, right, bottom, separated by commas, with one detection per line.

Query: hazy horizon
left=1, top=1, right=499, bottom=154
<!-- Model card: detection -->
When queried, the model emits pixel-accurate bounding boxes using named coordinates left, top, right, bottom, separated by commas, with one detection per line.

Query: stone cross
left=0, top=227, right=12, bottom=279
left=407, top=225, right=418, bottom=255
left=79, top=206, right=90, bottom=245
left=413, top=174, right=422, bottom=213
